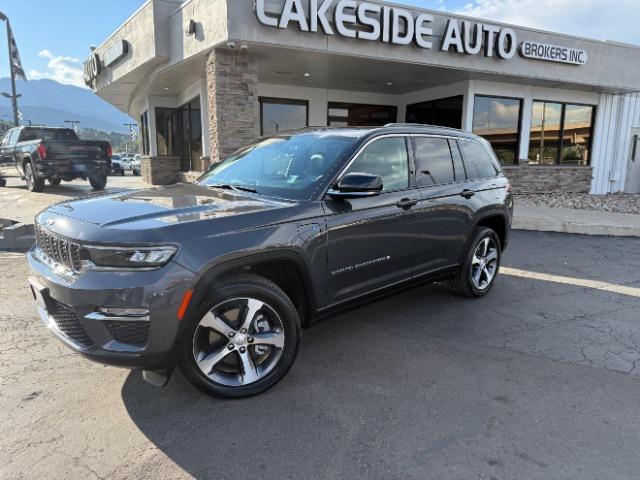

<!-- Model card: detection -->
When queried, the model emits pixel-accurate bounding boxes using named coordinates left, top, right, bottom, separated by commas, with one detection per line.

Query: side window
left=0, top=130, right=12, bottom=146
left=413, top=137, right=455, bottom=186
left=343, top=137, right=409, bottom=192
left=449, top=140, right=466, bottom=181
left=460, top=140, right=499, bottom=179
left=9, top=129, right=20, bottom=145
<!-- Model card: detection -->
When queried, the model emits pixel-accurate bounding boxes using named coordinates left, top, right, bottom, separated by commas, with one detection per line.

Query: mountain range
left=0, top=78, right=134, bottom=134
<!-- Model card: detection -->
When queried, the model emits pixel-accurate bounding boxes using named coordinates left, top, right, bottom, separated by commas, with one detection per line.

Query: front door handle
left=396, top=198, right=418, bottom=209
left=460, top=189, right=476, bottom=199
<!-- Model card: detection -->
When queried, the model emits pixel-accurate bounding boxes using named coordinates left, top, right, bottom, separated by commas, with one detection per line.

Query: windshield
left=198, top=131, right=363, bottom=200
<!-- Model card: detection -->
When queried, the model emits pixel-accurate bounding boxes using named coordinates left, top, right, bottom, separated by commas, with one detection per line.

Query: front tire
left=24, top=162, right=44, bottom=192
left=89, top=173, right=107, bottom=190
left=180, top=274, right=301, bottom=398
left=449, top=227, right=501, bottom=298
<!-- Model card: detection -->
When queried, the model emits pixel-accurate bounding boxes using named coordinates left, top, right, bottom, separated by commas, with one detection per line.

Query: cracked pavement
left=1, top=231, right=640, bottom=479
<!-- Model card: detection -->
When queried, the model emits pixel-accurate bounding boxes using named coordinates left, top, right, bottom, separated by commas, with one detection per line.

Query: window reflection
left=260, top=98, right=308, bottom=136
left=562, top=104, right=594, bottom=166
left=528, top=102, right=594, bottom=166
left=406, top=95, right=463, bottom=129
left=472, top=96, right=521, bottom=164
left=328, top=102, right=397, bottom=127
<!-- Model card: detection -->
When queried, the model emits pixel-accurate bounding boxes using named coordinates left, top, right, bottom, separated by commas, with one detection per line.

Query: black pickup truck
left=0, top=126, right=111, bottom=191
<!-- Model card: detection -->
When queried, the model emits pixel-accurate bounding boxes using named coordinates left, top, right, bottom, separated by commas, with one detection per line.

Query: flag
left=7, top=21, right=27, bottom=81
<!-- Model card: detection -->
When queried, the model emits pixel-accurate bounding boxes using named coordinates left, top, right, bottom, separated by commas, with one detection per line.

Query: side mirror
left=328, top=173, right=383, bottom=199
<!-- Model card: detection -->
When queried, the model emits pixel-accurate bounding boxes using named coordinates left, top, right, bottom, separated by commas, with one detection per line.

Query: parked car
left=0, top=126, right=110, bottom=191
left=109, top=154, right=125, bottom=176
left=119, top=153, right=134, bottom=171
left=27, top=125, right=513, bottom=398
left=131, top=155, right=141, bottom=176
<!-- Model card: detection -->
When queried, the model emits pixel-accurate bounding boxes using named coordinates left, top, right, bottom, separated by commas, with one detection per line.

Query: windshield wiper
left=208, top=184, right=258, bottom=194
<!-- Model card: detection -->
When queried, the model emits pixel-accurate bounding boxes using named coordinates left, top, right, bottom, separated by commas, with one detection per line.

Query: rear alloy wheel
left=449, top=227, right=501, bottom=298
left=24, top=162, right=44, bottom=192
left=180, top=274, right=301, bottom=398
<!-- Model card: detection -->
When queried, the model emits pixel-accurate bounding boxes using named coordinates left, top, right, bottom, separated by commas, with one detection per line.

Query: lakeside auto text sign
left=255, top=0, right=588, bottom=65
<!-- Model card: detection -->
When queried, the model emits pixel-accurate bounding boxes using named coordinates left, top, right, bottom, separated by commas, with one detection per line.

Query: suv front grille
left=35, top=224, right=82, bottom=273
left=48, top=299, right=94, bottom=348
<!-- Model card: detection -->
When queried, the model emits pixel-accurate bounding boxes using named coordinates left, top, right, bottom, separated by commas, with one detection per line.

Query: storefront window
left=328, top=102, right=397, bottom=127
left=260, top=98, right=308, bottom=135
left=473, top=96, right=521, bottom=165
left=561, top=104, right=594, bottom=166
left=529, top=101, right=562, bottom=165
left=156, top=107, right=182, bottom=157
left=139, top=111, right=150, bottom=155
left=155, top=96, right=203, bottom=171
left=529, top=101, right=594, bottom=166
left=406, top=96, right=463, bottom=129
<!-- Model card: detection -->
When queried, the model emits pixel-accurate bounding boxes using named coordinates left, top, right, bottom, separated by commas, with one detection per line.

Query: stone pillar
left=206, top=49, right=259, bottom=164
left=141, top=156, right=181, bottom=185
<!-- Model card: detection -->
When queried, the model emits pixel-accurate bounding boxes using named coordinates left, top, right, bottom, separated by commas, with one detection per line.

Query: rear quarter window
left=460, top=140, right=500, bottom=179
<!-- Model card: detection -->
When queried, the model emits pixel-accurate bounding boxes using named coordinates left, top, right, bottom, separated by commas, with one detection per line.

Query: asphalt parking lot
left=1, top=228, right=640, bottom=479
left=0, top=173, right=145, bottom=225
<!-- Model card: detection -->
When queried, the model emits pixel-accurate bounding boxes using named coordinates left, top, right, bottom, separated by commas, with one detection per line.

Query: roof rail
left=383, top=123, right=463, bottom=132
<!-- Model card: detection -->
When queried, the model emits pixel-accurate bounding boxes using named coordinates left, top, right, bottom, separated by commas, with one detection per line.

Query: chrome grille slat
left=35, top=223, right=82, bottom=274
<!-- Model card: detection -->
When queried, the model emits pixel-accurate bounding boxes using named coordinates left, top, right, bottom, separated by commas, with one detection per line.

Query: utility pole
left=123, top=123, right=137, bottom=155
left=0, top=12, right=22, bottom=127
left=64, top=120, right=81, bottom=130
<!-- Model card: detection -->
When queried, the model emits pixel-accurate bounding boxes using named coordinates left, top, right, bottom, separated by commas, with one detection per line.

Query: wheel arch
left=183, top=249, right=317, bottom=330
left=473, top=211, right=508, bottom=250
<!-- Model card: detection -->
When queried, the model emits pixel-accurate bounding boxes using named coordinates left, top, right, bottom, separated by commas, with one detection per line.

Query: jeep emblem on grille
left=47, top=219, right=55, bottom=226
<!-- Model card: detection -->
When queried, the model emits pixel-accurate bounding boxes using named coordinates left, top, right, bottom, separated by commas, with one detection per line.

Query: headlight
left=81, top=246, right=177, bottom=270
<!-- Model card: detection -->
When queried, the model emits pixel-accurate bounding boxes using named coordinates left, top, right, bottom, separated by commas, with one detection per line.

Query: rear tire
left=180, top=273, right=301, bottom=398
left=448, top=227, right=501, bottom=298
left=89, top=173, right=107, bottom=190
left=24, top=162, right=44, bottom=192
left=48, top=177, right=61, bottom=186
left=0, top=177, right=6, bottom=187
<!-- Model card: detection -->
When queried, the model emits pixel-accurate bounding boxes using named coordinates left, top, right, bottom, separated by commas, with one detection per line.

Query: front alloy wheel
left=193, top=298, right=285, bottom=387
left=180, top=274, right=301, bottom=398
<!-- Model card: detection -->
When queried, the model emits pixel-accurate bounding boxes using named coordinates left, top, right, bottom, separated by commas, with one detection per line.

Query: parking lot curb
left=513, top=207, right=640, bottom=238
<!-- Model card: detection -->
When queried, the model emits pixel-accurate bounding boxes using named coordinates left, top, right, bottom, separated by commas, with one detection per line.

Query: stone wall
left=141, top=156, right=181, bottom=185
left=206, top=49, right=259, bottom=163
left=502, top=166, right=593, bottom=194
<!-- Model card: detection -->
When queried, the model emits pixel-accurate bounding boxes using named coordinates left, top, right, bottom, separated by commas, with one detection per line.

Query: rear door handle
left=460, top=189, right=476, bottom=199
left=396, top=198, right=418, bottom=209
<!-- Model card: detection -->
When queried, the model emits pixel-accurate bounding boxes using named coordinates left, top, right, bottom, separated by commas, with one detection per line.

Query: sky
left=1, top=0, right=640, bottom=89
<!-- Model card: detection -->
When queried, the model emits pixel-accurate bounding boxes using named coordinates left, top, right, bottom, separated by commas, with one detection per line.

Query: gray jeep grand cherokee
left=27, top=125, right=513, bottom=398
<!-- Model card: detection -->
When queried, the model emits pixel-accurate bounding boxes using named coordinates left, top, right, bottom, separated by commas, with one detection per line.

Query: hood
left=47, top=183, right=292, bottom=230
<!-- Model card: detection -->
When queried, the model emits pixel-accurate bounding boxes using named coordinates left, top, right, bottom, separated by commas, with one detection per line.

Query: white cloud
left=455, top=0, right=640, bottom=46
left=28, top=49, right=85, bottom=88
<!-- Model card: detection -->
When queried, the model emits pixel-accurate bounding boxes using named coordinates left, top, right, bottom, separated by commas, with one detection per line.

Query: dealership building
left=87, top=0, right=640, bottom=194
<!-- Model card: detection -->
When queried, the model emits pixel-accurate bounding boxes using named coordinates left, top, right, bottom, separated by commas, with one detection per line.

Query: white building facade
left=87, top=0, right=640, bottom=193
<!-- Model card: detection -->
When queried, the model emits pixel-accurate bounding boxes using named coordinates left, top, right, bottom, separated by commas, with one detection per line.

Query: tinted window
left=449, top=140, right=466, bottom=181
left=261, top=98, right=308, bottom=136
left=413, top=137, right=455, bottom=186
left=19, top=128, right=78, bottom=142
left=344, top=137, right=409, bottom=191
left=406, top=96, right=463, bottom=129
left=328, top=102, right=397, bottom=127
left=460, top=140, right=499, bottom=179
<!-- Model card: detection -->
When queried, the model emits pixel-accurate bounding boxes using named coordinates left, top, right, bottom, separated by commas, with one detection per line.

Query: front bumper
left=27, top=247, right=197, bottom=369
